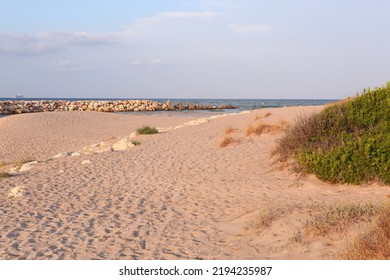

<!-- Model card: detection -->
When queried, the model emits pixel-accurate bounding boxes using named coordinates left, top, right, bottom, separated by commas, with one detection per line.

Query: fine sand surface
left=0, top=106, right=389, bottom=260
left=0, top=111, right=202, bottom=163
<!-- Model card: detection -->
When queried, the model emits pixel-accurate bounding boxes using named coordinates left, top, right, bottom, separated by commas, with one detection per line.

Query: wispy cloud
left=0, top=31, right=114, bottom=55
left=54, top=60, right=91, bottom=72
left=130, top=58, right=163, bottom=66
left=230, top=24, right=271, bottom=34
left=0, top=11, right=219, bottom=56
left=0, top=32, right=59, bottom=55
left=163, top=11, right=219, bottom=18
left=150, top=58, right=162, bottom=65
left=123, top=11, right=219, bottom=35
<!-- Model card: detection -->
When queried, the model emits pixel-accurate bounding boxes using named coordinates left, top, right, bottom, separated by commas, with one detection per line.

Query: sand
left=0, top=106, right=388, bottom=260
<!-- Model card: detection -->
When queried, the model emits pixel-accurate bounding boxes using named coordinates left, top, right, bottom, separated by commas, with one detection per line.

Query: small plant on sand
left=131, top=140, right=141, bottom=146
left=341, top=203, right=390, bottom=259
left=304, top=203, right=377, bottom=237
left=15, top=156, right=35, bottom=168
left=225, top=127, right=238, bottom=134
left=274, top=82, right=390, bottom=184
left=250, top=205, right=291, bottom=232
left=136, top=126, right=159, bottom=135
left=0, top=172, right=13, bottom=178
left=255, top=112, right=272, bottom=121
left=220, top=136, right=240, bottom=148
left=278, top=120, right=288, bottom=127
left=247, top=123, right=285, bottom=136
left=246, top=124, right=255, bottom=136
left=290, top=230, right=308, bottom=245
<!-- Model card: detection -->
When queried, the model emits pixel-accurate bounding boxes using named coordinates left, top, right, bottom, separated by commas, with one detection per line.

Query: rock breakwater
left=0, top=100, right=236, bottom=114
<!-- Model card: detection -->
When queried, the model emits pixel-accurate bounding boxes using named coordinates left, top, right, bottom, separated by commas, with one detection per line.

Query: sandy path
left=0, top=111, right=199, bottom=162
left=0, top=107, right=388, bottom=259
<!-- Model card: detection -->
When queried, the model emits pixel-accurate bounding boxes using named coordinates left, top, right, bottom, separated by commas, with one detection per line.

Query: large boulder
left=166, top=100, right=174, bottom=110
left=177, top=102, right=184, bottom=110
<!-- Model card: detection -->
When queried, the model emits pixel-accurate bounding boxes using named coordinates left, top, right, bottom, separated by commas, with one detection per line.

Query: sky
left=0, top=0, right=390, bottom=99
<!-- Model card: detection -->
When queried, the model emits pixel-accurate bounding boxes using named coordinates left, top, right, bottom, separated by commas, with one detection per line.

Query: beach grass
left=248, top=205, right=291, bottom=233
left=136, top=126, right=159, bottom=135
left=341, top=203, right=390, bottom=259
left=246, top=123, right=284, bottom=136
left=304, top=203, right=377, bottom=236
left=254, top=115, right=262, bottom=121
left=220, top=136, right=240, bottom=148
left=225, top=127, right=238, bottom=134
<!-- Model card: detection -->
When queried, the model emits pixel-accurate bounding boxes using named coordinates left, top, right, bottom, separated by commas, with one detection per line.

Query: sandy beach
left=0, top=106, right=388, bottom=260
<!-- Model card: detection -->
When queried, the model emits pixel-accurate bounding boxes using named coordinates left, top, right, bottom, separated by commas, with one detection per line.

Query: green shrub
left=276, top=82, right=390, bottom=184
left=131, top=140, right=141, bottom=146
left=136, top=126, right=159, bottom=135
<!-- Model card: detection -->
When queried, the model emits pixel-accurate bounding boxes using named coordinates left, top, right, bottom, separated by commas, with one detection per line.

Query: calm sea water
left=0, top=98, right=337, bottom=118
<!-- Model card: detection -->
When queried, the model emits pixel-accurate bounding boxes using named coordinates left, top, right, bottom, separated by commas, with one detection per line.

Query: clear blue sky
left=0, top=0, right=389, bottom=99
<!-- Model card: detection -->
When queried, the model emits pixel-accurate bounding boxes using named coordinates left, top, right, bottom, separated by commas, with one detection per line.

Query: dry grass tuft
left=15, top=155, right=35, bottom=168
left=290, top=230, right=308, bottom=245
left=220, top=136, right=240, bottom=148
left=246, top=122, right=285, bottom=136
left=269, top=146, right=279, bottom=159
left=0, top=172, right=13, bottom=178
left=304, top=203, right=377, bottom=237
left=17, top=156, right=35, bottom=166
left=255, top=112, right=271, bottom=121
left=278, top=120, right=288, bottom=127
left=225, top=127, right=239, bottom=134
left=341, top=203, right=390, bottom=259
left=247, top=205, right=293, bottom=233
left=246, top=124, right=255, bottom=136
left=0, top=161, right=6, bottom=168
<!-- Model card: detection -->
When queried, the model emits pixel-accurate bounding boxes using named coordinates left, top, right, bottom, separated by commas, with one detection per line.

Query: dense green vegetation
left=136, top=126, right=159, bottom=135
left=276, top=82, right=390, bottom=184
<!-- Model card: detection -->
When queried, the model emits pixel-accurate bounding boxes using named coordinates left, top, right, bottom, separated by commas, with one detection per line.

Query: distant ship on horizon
left=12, top=94, right=24, bottom=99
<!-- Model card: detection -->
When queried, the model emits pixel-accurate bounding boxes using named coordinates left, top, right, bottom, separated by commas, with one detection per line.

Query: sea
left=0, top=98, right=338, bottom=118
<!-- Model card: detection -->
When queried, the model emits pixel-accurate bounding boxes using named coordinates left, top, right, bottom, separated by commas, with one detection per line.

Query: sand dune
left=0, top=106, right=388, bottom=259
